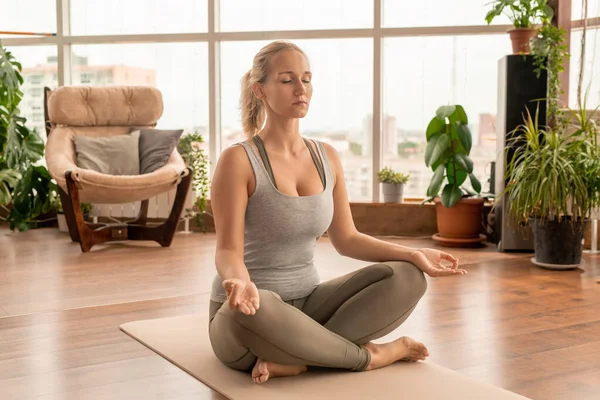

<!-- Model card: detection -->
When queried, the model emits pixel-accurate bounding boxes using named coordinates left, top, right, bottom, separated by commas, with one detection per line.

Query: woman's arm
left=210, top=145, right=252, bottom=283
left=322, top=143, right=418, bottom=262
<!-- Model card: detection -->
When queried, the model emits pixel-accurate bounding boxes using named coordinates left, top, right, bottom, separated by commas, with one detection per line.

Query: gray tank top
left=210, top=137, right=334, bottom=303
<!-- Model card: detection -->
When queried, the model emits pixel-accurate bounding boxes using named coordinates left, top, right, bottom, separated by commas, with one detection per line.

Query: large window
left=1, top=0, right=56, bottom=37
left=71, top=43, right=209, bottom=136
left=6, top=46, right=58, bottom=142
left=573, top=1, right=600, bottom=19
left=2, top=1, right=594, bottom=202
left=219, top=0, right=373, bottom=32
left=569, top=28, right=600, bottom=108
left=221, top=39, right=373, bottom=201
left=383, top=0, right=511, bottom=27
left=383, top=35, right=510, bottom=198
left=70, top=0, right=208, bottom=35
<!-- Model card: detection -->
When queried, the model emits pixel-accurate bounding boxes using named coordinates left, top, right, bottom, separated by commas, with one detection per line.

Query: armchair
left=44, top=86, right=192, bottom=252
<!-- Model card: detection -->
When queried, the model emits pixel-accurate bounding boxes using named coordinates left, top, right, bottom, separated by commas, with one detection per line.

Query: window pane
left=7, top=46, right=58, bottom=142
left=569, top=28, right=600, bottom=109
left=219, top=0, right=373, bottom=32
left=383, top=35, right=510, bottom=198
left=70, top=0, right=208, bottom=35
left=1, top=0, right=56, bottom=37
left=220, top=39, right=373, bottom=201
left=70, top=43, right=209, bottom=139
left=572, top=1, right=600, bottom=19
left=383, top=0, right=511, bottom=27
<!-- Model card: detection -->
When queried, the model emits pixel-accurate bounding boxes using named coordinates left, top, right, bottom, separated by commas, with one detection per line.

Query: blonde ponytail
left=240, top=70, right=265, bottom=138
left=239, top=40, right=308, bottom=138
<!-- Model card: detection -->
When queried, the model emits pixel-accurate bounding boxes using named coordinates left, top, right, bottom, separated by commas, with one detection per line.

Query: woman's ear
left=252, top=82, right=265, bottom=99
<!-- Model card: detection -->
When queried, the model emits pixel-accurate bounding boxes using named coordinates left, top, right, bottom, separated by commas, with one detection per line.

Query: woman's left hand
left=410, top=248, right=467, bottom=278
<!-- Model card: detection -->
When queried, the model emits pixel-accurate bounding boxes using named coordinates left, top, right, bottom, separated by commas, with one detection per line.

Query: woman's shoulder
left=307, top=139, right=341, bottom=166
left=215, top=142, right=254, bottom=174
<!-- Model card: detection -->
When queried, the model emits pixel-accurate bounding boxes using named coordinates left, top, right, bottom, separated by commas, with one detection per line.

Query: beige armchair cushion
left=48, top=86, right=163, bottom=126
left=44, top=86, right=189, bottom=204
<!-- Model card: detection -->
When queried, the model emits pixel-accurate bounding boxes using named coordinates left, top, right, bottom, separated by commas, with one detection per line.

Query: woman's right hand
left=222, top=278, right=260, bottom=315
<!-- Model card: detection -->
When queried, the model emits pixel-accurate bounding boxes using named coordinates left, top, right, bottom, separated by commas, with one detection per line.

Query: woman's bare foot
left=251, top=358, right=307, bottom=384
left=362, top=336, right=429, bottom=370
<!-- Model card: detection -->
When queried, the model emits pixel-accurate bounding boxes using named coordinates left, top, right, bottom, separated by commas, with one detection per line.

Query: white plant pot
left=57, top=213, right=68, bottom=233
left=381, top=182, right=405, bottom=203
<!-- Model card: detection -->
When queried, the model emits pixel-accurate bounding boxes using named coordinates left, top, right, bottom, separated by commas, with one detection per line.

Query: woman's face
left=257, top=50, right=313, bottom=119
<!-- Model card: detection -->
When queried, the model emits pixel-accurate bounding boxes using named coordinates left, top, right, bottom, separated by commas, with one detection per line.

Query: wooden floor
left=1, top=228, right=599, bottom=400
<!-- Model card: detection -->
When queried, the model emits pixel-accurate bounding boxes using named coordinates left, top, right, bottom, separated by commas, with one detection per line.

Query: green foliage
left=423, top=105, right=481, bottom=208
left=349, top=142, right=362, bottom=156
left=397, top=141, right=419, bottom=157
left=377, top=166, right=410, bottom=184
left=502, top=100, right=600, bottom=224
left=0, top=167, right=20, bottom=205
left=530, top=22, right=570, bottom=129
left=178, top=131, right=210, bottom=230
left=0, top=39, right=53, bottom=231
left=485, top=0, right=553, bottom=28
left=8, top=165, right=56, bottom=231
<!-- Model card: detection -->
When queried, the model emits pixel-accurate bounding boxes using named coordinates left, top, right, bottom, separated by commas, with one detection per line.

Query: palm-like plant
left=503, top=98, right=600, bottom=225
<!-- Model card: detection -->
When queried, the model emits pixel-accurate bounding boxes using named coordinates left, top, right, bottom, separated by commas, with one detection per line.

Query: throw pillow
left=74, top=131, right=140, bottom=175
left=131, top=128, right=184, bottom=174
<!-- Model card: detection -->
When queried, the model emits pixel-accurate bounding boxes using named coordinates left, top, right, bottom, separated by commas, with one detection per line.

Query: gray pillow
left=74, top=131, right=140, bottom=175
left=131, top=128, right=184, bottom=174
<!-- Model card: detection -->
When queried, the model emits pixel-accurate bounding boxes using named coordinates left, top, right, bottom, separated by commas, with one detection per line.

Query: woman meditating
left=208, top=40, right=467, bottom=384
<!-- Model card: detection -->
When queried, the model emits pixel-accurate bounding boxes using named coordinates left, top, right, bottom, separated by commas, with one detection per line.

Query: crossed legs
left=208, top=261, right=428, bottom=382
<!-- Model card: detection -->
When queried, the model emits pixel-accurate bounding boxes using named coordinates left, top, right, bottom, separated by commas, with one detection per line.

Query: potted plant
left=377, top=167, right=410, bottom=203
left=485, top=0, right=554, bottom=54
left=80, top=202, right=92, bottom=220
left=0, top=40, right=56, bottom=232
left=177, top=131, right=211, bottom=231
left=50, top=194, right=68, bottom=233
left=502, top=103, right=600, bottom=269
left=50, top=192, right=93, bottom=232
left=500, top=14, right=599, bottom=268
left=423, top=105, right=488, bottom=247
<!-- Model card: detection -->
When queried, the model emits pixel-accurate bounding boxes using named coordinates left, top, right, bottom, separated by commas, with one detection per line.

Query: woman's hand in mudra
left=222, top=278, right=260, bottom=315
left=410, top=248, right=467, bottom=278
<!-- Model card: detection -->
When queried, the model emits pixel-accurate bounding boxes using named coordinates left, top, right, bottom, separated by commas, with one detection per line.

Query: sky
left=3, top=0, right=600, bottom=137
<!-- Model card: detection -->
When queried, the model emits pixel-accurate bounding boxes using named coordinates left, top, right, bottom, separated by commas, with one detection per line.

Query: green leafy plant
left=530, top=22, right=569, bottom=129
left=423, top=105, right=482, bottom=208
left=0, top=168, right=20, bottom=205
left=0, top=39, right=54, bottom=231
left=377, top=167, right=410, bottom=185
left=502, top=98, right=600, bottom=224
left=485, top=0, right=553, bottom=28
left=178, top=131, right=211, bottom=230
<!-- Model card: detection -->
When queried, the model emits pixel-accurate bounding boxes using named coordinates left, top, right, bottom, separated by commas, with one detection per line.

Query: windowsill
left=350, top=200, right=431, bottom=207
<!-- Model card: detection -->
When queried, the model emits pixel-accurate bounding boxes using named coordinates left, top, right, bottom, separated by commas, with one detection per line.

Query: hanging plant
left=530, top=22, right=569, bottom=128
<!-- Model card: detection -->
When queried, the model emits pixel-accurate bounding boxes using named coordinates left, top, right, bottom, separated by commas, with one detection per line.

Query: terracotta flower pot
left=507, top=27, right=538, bottom=54
left=433, top=197, right=485, bottom=247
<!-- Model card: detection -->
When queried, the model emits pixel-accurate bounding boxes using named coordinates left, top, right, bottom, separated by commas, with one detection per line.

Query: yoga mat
left=120, top=314, right=530, bottom=400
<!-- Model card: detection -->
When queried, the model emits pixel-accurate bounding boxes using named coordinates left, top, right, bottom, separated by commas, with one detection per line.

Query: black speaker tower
left=494, top=55, right=547, bottom=251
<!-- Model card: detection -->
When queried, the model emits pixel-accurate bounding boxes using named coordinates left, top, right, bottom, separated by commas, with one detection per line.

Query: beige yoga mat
left=120, top=313, right=530, bottom=400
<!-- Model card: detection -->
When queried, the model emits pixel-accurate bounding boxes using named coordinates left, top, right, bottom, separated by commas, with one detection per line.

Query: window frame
left=1, top=0, right=589, bottom=202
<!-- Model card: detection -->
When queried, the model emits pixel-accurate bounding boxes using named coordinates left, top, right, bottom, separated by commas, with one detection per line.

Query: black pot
left=529, top=217, right=588, bottom=266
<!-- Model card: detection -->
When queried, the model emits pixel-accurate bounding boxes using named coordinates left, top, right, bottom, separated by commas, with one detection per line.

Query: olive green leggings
left=208, top=261, right=427, bottom=372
